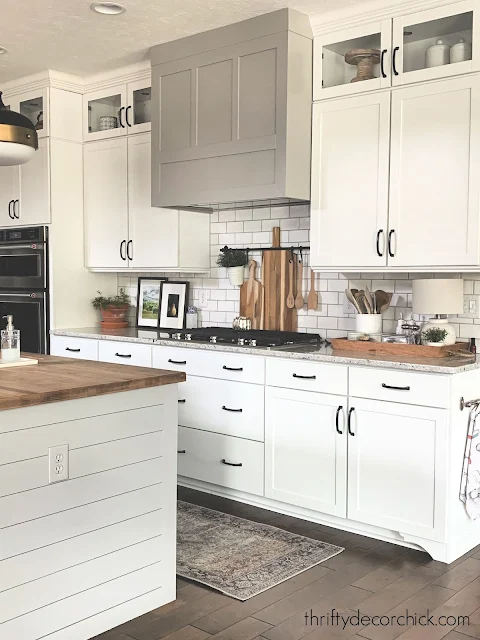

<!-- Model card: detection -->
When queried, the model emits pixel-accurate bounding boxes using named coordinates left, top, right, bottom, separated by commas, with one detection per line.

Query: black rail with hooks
left=220, top=245, right=310, bottom=261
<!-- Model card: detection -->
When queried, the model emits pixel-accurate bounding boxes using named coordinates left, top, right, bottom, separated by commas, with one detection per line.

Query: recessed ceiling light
left=0, top=48, right=8, bottom=55
left=90, top=2, right=126, bottom=15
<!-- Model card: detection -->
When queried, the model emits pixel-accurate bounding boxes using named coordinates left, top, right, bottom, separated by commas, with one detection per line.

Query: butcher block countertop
left=0, top=354, right=186, bottom=411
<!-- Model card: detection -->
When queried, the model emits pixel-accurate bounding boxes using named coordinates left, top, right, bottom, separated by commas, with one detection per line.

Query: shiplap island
left=0, top=355, right=185, bottom=640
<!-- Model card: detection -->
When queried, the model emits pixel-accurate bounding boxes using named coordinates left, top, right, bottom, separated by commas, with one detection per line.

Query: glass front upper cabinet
left=127, top=80, right=151, bottom=134
left=83, top=85, right=127, bottom=141
left=392, top=1, right=476, bottom=84
left=3, top=89, right=49, bottom=138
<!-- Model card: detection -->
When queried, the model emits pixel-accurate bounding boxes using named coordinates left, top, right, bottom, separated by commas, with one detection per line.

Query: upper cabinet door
left=388, top=75, right=480, bottom=267
left=313, top=21, right=392, bottom=101
left=18, top=138, right=50, bottom=226
left=392, top=0, right=478, bottom=86
left=84, top=138, right=129, bottom=269
left=0, top=165, right=20, bottom=228
left=126, top=80, right=151, bottom=135
left=83, top=85, right=127, bottom=141
left=310, top=92, right=390, bottom=269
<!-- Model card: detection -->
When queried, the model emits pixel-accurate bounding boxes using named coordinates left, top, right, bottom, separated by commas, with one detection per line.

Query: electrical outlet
left=343, top=297, right=356, bottom=314
left=198, top=290, right=209, bottom=309
left=460, top=295, right=480, bottom=319
left=49, top=444, right=69, bottom=483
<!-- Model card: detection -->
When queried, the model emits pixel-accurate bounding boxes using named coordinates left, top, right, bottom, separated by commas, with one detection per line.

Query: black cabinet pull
left=382, top=383, right=410, bottom=391
left=293, top=373, right=316, bottom=380
left=347, top=407, right=355, bottom=436
left=118, top=106, right=125, bottom=128
left=14, top=200, right=19, bottom=219
left=392, top=46, right=400, bottom=76
left=125, top=105, right=132, bottom=127
left=168, top=359, right=186, bottom=365
left=222, top=406, right=243, bottom=413
left=8, top=200, right=14, bottom=219
left=115, top=353, right=132, bottom=358
left=223, top=365, right=243, bottom=372
left=127, top=239, right=133, bottom=261
left=388, top=230, right=395, bottom=258
left=178, top=399, right=186, bottom=403
left=376, top=229, right=384, bottom=257
left=221, top=459, right=242, bottom=467
left=380, top=49, right=387, bottom=78
left=65, top=347, right=81, bottom=353
left=178, top=449, right=186, bottom=454
left=120, top=240, right=127, bottom=261
left=336, top=405, right=343, bottom=435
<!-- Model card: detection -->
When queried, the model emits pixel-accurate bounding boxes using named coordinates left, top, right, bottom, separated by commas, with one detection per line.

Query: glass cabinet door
left=83, top=85, right=127, bottom=141
left=314, top=21, right=391, bottom=100
left=392, top=1, right=476, bottom=85
left=127, top=80, right=151, bottom=134
left=5, top=89, right=49, bottom=138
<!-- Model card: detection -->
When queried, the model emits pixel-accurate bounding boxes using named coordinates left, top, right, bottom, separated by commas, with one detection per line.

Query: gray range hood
left=150, top=9, right=312, bottom=212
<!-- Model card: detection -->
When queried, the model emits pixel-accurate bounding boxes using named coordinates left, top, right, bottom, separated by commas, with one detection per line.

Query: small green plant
left=216, top=249, right=248, bottom=268
left=422, top=327, right=448, bottom=344
left=92, top=288, right=130, bottom=310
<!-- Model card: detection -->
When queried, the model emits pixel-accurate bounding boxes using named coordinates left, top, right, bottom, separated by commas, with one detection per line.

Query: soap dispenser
left=1, top=315, right=20, bottom=362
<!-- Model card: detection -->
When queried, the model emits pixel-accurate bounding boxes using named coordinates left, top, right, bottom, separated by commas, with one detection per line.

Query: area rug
left=177, top=501, right=344, bottom=600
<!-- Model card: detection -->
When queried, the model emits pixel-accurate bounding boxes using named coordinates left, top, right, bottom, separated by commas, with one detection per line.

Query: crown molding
left=1, top=69, right=84, bottom=95
left=82, top=60, right=151, bottom=92
left=309, top=0, right=464, bottom=35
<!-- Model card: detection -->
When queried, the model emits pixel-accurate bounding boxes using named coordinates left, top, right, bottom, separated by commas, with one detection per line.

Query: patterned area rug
left=177, top=501, right=344, bottom=600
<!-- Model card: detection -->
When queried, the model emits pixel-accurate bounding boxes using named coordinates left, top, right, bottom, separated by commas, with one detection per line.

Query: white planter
left=228, top=265, right=245, bottom=286
left=355, top=314, right=382, bottom=335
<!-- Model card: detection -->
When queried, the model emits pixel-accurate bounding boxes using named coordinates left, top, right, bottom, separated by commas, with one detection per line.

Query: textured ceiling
left=0, top=0, right=397, bottom=83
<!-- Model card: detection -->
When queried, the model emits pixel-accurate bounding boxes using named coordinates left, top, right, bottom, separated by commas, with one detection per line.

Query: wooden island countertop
left=0, top=354, right=186, bottom=411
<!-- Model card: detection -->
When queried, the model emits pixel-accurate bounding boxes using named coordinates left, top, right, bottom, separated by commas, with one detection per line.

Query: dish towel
left=460, top=403, right=480, bottom=519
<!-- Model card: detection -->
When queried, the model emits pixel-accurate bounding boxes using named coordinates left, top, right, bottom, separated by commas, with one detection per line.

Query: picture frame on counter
left=158, top=281, right=189, bottom=330
left=136, top=277, right=168, bottom=328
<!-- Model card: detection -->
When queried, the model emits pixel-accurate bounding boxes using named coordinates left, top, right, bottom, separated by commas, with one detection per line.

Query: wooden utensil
left=374, top=290, right=392, bottom=314
left=286, top=259, right=295, bottom=309
left=365, top=285, right=375, bottom=313
left=262, top=227, right=297, bottom=331
left=295, top=258, right=304, bottom=309
left=307, top=270, right=318, bottom=310
left=239, top=259, right=264, bottom=329
left=345, top=289, right=362, bottom=314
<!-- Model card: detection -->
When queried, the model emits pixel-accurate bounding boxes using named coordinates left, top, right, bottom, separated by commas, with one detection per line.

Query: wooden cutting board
left=239, top=259, right=264, bottom=329
left=262, top=227, right=297, bottom=331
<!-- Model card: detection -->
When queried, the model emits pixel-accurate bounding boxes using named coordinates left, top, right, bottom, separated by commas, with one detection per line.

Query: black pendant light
left=0, top=92, right=38, bottom=166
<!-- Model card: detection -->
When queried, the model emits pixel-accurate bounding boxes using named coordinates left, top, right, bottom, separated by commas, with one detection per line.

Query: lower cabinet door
left=347, top=398, right=447, bottom=541
left=265, top=387, right=347, bottom=517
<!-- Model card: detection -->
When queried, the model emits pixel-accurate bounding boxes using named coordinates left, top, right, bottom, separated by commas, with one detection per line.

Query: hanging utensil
left=307, top=270, right=318, bottom=310
left=295, top=257, right=304, bottom=309
left=286, top=259, right=295, bottom=309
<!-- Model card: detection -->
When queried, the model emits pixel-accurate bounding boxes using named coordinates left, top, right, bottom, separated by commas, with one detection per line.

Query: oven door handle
left=0, top=293, right=40, bottom=297
left=0, top=245, right=45, bottom=251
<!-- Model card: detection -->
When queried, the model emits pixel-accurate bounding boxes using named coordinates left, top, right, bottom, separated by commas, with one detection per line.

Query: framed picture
left=136, top=277, right=167, bottom=328
left=158, top=281, right=189, bottom=330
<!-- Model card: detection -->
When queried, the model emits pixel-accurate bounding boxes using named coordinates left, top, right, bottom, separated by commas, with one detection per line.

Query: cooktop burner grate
left=158, top=327, right=323, bottom=348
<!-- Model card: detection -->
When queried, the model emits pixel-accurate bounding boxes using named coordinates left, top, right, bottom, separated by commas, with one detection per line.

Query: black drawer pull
left=168, top=359, right=187, bottom=365
left=115, top=353, right=132, bottom=358
left=293, top=373, right=316, bottom=380
left=222, top=406, right=243, bottom=413
left=336, top=405, right=343, bottom=435
left=221, top=459, right=243, bottom=467
left=178, top=399, right=186, bottom=403
left=382, top=383, right=410, bottom=391
left=178, top=449, right=186, bottom=454
left=348, top=407, right=355, bottom=437
left=65, top=347, right=81, bottom=353
left=223, top=365, right=243, bottom=372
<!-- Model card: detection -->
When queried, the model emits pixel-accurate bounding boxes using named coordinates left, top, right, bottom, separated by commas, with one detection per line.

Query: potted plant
left=217, top=249, right=248, bottom=286
left=92, top=289, right=130, bottom=329
left=422, top=326, right=448, bottom=346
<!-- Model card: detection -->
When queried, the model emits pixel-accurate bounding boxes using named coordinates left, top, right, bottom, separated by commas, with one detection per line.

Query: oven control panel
left=0, top=227, right=45, bottom=244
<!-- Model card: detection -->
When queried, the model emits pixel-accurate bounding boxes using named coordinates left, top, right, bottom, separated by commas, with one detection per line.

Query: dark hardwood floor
left=93, top=487, right=480, bottom=640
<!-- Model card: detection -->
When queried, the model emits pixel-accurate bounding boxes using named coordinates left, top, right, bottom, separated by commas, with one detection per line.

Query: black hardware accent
left=178, top=449, right=186, bottom=454
left=220, top=245, right=310, bottom=261
left=125, top=105, right=132, bottom=127
left=127, top=239, right=133, bottom=261
left=118, top=106, right=125, bottom=128
left=392, top=46, right=400, bottom=75
left=222, top=406, right=243, bottom=413
left=347, top=407, right=355, bottom=436
left=223, top=365, right=243, bottom=372
left=293, top=373, right=316, bottom=380
left=168, top=359, right=187, bottom=365
left=120, top=240, right=126, bottom=261
left=376, top=229, right=384, bottom=257
left=382, top=383, right=411, bottom=391
left=221, top=459, right=243, bottom=467
left=65, top=347, right=81, bottom=353
left=380, top=49, right=387, bottom=78
left=13, top=200, right=20, bottom=219
left=336, top=406, right=343, bottom=435
left=115, top=353, right=132, bottom=358
left=178, top=399, right=186, bottom=403
left=8, top=200, right=14, bottom=219
left=388, top=230, right=395, bottom=258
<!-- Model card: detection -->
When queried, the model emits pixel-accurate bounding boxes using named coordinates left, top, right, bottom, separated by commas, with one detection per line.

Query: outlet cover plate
left=49, top=444, right=69, bottom=483
left=460, top=295, right=480, bottom=319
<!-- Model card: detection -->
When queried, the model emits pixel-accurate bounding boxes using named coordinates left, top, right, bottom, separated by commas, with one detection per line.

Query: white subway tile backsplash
left=226, top=221, right=243, bottom=233
left=235, top=210, right=253, bottom=221
left=244, top=220, right=262, bottom=233
left=219, top=211, right=236, bottom=222
left=253, top=207, right=271, bottom=220
left=210, top=222, right=226, bottom=234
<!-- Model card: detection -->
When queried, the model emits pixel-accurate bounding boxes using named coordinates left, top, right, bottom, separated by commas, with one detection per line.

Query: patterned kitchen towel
left=460, top=403, right=480, bottom=519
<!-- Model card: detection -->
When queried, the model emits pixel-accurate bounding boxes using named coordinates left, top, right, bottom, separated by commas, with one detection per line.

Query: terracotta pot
left=100, top=305, right=129, bottom=330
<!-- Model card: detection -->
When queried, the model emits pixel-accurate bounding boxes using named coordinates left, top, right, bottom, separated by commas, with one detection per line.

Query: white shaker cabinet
left=347, top=398, right=447, bottom=541
left=265, top=386, right=347, bottom=517
left=0, top=165, right=20, bottom=226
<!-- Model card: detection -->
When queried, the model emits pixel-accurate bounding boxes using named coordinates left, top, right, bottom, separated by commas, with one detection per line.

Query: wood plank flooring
left=92, top=487, right=480, bottom=640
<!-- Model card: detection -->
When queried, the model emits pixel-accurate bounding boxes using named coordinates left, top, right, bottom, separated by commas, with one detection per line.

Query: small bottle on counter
left=470, top=338, right=477, bottom=354
left=396, top=312, right=404, bottom=335
left=1, top=315, right=20, bottom=362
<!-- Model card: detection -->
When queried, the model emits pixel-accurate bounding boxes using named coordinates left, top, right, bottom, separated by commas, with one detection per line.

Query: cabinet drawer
left=98, top=340, right=152, bottom=368
left=50, top=336, right=98, bottom=361
left=153, top=346, right=265, bottom=384
left=349, top=367, right=450, bottom=408
left=178, top=377, right=264, bottom=441
left=177, top=426, right=264, bottom=496
left=266, top=358, right=347, bottom=395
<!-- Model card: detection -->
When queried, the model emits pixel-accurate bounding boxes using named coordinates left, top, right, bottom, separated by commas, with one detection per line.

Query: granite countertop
left=0, top=353, right=185, bottom=411
left=50, top=328, right=480, bottom=374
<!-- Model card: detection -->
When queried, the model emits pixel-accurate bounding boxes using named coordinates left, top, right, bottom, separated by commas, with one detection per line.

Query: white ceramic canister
left=355, top=314, right=383, bottom=335
left=450, top=38, right=472, bottom=64
left=426, top=39, right=450, bottom=68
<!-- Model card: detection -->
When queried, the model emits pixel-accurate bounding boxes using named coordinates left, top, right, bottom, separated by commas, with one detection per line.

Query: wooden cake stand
left=345, top=48, right=381, bottom=82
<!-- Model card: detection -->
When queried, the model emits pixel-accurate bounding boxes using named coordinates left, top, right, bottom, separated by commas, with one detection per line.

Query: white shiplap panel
left=0, top=431, right=163, bottom=498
